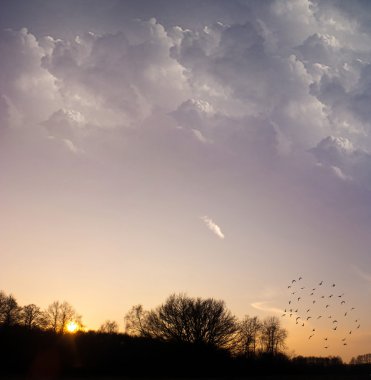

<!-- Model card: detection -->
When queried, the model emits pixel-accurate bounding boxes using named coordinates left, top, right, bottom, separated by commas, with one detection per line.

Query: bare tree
left=126, top=294, right=238, bottom=349
left=237, top=315, right=262, bottom=357
left=21, top=304, right=43, bottom=329
left=125, top=304, right=151, bottom=337
left=260, top=316, right=287, bottom=355
left=44, top=301, right=61, bottom=332
left=44, top=301, right=82, bottom=333
left=59, top=302, right=76, bottom=333
left=0, top=295, right=21, bottom=326
left=99, top=320, right=119, bottom=334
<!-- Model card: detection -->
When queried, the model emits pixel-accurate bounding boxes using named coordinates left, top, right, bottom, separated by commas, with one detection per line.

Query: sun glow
left=66, top=321, right=78, bottom=333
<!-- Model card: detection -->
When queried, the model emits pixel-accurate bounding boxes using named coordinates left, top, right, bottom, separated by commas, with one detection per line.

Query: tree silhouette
left=237, top=315, right=262, bottom=357
left=125, top=304, right=152, bottom=337
left=0, top=294, right=21, bottom=326
left=44, top=301, right=82, bottom=333
left=21, top=304, right=44, bottom=329
left=260, top=316, right=287, bottom=355
left=126, top=294, right=237, bottom=349
left=99, top=320, right=119, bottom=334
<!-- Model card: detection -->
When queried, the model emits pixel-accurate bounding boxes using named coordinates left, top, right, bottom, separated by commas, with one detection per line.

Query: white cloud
left=200, top=215, right=225, bottom=239
left=251, top=301, right=282, bottom=315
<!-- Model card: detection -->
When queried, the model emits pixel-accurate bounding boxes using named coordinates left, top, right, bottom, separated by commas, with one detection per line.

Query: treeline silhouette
left=0, top=290, right=370, bottom=378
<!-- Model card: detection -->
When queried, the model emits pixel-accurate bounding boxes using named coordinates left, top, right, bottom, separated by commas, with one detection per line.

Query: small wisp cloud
left=201, top=215, right=225, bottom=239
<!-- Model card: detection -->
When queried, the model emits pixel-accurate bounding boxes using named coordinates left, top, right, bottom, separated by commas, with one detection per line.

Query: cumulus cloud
left=200, top=215, right=225, bottom=239
left=3, top=0, right=371, bottom=218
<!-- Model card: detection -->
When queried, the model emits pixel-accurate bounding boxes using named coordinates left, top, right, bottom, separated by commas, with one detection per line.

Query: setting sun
left=66, top=321, right=78, bottom=333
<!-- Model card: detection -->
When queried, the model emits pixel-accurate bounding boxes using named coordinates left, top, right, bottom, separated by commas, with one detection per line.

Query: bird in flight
left=299, top=277, right=302, bottom=280
left=332, top=283, right=336, bottom=287
left=319, top=281, right=323, bottom=285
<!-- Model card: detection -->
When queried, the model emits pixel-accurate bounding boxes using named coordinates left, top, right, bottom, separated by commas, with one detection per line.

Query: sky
left=1, top=0, right=371, bottom=361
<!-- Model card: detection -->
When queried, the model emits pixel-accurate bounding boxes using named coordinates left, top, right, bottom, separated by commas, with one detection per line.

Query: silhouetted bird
left=349, top=331, right=352, bottom=334
left=332, top=320, right=338, bottom=323
left=326, top=305, right=330, bottom=308
left=319, top=281, right=323, bottom=285
left=324, top=346, right=328, bottom=349
left=324, top=338, right=328, bottom=341
left=299, top=277, right=302, bottom=280
left=313, top=300, right=316, bottom=304
left=292, top=279, right=296, bottom=283
left=344, top=312, right=347, bottom=316
left=306, top=316, right=312, bottom=320
left=297, top=297, right=301, bottom=301
left=329, top=294, right=333, bottom=298
left=341, top=300, right=346, bottom=304
left=317, top=316, right=322, bottom=319
left=357, top=325, right=360, bottom=329
left=332, top=284, right=336, bottom=287
left=306, top=309, right=310, bottom=313
left=333, top=327, right=337, bottom=331
left=309, top=334, right=314, bottom=339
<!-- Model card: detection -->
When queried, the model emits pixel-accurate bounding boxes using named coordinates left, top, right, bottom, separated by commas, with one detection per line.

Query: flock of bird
left=281, top=276, right=360, bottom=350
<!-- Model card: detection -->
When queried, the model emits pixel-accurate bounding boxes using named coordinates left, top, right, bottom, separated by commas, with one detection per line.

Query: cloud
left=3, top=0, right=371, bottom=227
left=200, top=215, right=225, bottom=239
left=251, top=301, right=282, bottom=315
left=310, top=135, right=371, bottom=186
left=353, top=266, right=371, bottom=284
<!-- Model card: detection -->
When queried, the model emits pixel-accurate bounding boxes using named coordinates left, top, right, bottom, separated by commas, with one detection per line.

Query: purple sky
left=1, top=0, right=371, bottom=361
